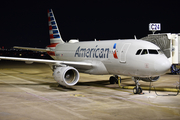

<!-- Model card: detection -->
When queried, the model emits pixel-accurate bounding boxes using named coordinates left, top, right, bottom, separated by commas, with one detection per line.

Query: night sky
left=0, top=1, right=180, bottom=48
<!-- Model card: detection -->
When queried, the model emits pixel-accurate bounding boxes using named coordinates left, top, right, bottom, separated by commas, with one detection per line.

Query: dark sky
left=0, top=1, right=180, bottom=48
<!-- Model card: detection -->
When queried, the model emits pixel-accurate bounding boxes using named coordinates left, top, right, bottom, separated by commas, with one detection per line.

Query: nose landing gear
left=133, top=79, right=142, bottom=94
left=110, top=76, right=143, bottom=94
left=133, top=78, right=143, bottom=94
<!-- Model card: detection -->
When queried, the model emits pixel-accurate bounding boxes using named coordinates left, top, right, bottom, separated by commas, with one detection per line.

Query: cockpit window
left=158, top=49, right=163, bottom=54
left=136, top=49, right=163, bottom=55
left=141, top=49, right=148, bottom=55
left=136, top=49, right=142, bottom=55
left=148, top=49, right=158, bottom=54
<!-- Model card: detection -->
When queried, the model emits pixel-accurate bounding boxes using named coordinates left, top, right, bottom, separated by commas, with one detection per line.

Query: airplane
left=0, top=9, right=171, bottom=94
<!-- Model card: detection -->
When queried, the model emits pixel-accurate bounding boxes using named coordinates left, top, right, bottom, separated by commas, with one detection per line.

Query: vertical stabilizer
left=48, top=9, right=64, bottom=44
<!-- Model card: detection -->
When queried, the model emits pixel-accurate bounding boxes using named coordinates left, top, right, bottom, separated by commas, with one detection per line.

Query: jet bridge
left=141, top=33, right=180, bottom=74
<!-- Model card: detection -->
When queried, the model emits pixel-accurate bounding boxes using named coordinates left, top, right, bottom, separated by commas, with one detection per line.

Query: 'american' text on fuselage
left=74, top=46, right=109, bottom=58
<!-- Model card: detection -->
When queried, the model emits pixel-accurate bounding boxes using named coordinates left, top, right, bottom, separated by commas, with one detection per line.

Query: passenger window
left=141, top=49, right=148, bottom=55
left=148, top=49, right=158, bottom=54
left=136, top=49, right=142, bottom=55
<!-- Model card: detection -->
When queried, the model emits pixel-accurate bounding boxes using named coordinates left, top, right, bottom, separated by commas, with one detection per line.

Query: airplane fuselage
left=48, top=39, right=170, bottom=78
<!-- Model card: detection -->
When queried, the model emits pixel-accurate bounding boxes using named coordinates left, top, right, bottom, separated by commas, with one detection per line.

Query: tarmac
left=0, top=60, right=180, bottom=120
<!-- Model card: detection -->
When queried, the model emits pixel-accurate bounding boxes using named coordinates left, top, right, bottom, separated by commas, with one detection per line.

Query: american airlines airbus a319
left=0, top=9, right=171, bottom=94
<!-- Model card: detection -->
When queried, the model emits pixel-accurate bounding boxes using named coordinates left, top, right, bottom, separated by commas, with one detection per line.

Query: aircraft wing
left=13, top=46, right=49, bottom=52
left=0, top=56, right=93, bottom=70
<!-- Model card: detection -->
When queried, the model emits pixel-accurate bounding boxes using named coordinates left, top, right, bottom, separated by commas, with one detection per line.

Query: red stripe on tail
left=47, top=43, right=59, bottom=47
left=47, top=51, right=55, bottom=56
left=49, top=26, right=52, bottom=30
left=50, top=34, right=54, bottom=39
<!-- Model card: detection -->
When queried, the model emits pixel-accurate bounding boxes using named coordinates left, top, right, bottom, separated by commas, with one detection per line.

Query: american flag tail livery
left=48, top=9, right=64, bottom=45
left=47, top=9, right=64, bottom=58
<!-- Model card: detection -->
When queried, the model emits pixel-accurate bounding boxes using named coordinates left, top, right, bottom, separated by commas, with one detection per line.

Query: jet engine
left=53, top=66, right=79, bottom=87
left=134, top=76, right=160, bottom=82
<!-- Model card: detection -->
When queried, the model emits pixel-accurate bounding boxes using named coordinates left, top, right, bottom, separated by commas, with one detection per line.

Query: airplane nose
left=154, top=57, right=171, bottom=75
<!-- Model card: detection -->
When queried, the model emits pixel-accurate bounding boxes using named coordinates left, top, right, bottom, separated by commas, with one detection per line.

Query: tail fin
left=48, top=9, right=64, bottom=44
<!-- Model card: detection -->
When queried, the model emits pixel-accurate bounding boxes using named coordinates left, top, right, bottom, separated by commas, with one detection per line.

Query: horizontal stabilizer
left=13, top=46, right=50, bottom=52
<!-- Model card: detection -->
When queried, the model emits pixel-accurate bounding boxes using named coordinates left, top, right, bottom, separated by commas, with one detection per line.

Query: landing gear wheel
left=109, top=76, right=118, bottom=84
left=133, top=86, right=142, bottom=94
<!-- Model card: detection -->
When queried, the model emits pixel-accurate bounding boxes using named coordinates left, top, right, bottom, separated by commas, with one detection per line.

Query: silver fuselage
left=50, top=39, right=170, bottom=77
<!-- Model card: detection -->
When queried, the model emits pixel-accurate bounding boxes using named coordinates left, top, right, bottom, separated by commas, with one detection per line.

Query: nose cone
left=154, top=57, right=171, bottom=75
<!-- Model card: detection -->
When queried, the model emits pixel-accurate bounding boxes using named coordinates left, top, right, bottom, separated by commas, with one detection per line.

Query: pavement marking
left=71, top=94, right=85, bottom=97
left=0, top=71, right=88, bottom=119
left=16, top=74, right=55, bottom=83
left=26, top=92, right=50, bottom=101
left=92, top=90, right=180, bottom=109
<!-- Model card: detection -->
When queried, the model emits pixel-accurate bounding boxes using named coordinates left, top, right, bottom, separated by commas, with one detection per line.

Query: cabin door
left=119, top=43, right=131, bottom=63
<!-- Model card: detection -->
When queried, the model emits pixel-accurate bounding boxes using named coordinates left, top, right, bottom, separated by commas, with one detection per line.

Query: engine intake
left=53, top=66, right=79, bottom=87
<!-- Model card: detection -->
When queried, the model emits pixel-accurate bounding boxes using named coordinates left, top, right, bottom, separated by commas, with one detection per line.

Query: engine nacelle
left=134, top=76, right=160, bottom=82
left=53, top=66, right=79, bottom=87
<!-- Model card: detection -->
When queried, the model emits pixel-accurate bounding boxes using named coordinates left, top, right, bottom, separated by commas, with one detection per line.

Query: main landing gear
left=109, top=75, right=120, bottom=84
left=133, top=78, right=143, bottom=94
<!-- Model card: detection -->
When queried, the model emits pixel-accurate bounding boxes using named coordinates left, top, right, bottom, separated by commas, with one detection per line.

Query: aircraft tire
left=109, top=76, right=118, bottom=84
left=133, top=86, right=142, bottom=94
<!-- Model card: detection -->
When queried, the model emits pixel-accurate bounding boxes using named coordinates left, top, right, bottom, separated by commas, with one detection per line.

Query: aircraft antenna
left=134, top=35, right=137, bottom=40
